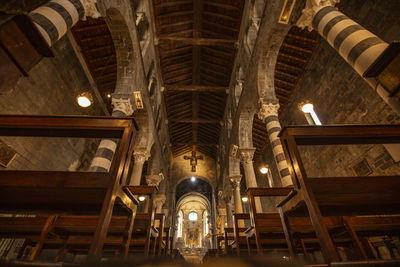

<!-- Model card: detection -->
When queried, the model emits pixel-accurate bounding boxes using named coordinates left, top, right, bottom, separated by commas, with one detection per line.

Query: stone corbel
left=296, top=0, right=339, bottom=30
left=146, top=173, right=164, bottom=186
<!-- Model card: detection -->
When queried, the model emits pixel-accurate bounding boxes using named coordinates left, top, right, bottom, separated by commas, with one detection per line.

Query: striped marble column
left=312, top=6, right=388, bottom=78
left=299, top=4, right=400, bottom=114
left=29, top=0, right=101, bottom=47
left=257, top=100, right=292, bottom=187
left=89, top=97, right=133, bottom=172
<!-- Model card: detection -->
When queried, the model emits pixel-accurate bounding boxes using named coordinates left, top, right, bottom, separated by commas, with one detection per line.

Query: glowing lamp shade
left=191, top=176, right=196, bottom=182
left=301, top=103, right=314, bottom=113
left=77, top=93, right=93, bottom=107
left=241, top=196, right=248, bottom=203
left=138, top=196, right=146, bottom=202
left=260, top=167, right=269, bottom=174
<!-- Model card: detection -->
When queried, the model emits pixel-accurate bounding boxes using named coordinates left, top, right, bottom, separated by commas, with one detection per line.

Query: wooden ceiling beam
left=156, top=0, right=192, bottom=8
left=157, top=10, right=193, bottom=18
left=165, top=85, right=228, bottom=93
left=73, top=23, right=107, bottom=32
left=282, top=43, right=313, bottom=54
left=279, top=53, right=308, bottom=64
left=276, top=61, right=303, bottom=72
left=203, top=1, right=241, bottom=11
left=169, top=118, right=220, bottom=124
left=159, top=37, right=235, bottom=48
left=287, top=33, right=318, bottom=43
left=172, top=143, right=218, bottom=146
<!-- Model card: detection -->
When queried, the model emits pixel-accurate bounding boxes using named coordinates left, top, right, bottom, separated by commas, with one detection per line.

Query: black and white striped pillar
left=257, top=100, right=292, bottom=187
left=29, top=0, right=101, bottom=47
left=89, top=98, right=133, bottom=172
left=310, top=5, right=400, bottom=114
left=312, top=6, right=388, bottom=78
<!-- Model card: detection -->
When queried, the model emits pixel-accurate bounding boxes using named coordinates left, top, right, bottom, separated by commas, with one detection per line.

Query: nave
left=0, top=0, right=400, bottom=266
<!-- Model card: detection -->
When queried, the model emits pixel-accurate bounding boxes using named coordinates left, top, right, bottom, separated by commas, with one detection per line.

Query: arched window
left=188, top=211, right=198, bottom=221
left=177, top=210, right=183, bottom=237
left=203, top=211, right=209, bottom=235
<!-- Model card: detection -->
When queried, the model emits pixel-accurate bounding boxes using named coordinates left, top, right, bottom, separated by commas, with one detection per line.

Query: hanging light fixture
left=259, top=165, right=269, bottom=174
left=138, top=196, right=146, bottom=202
left=241, top=196, right=248, bottom=203
left=77, top=92, right=93, bottom=107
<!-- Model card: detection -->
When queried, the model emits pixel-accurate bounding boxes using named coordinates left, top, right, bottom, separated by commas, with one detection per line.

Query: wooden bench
left=232, top=213, right=250, bottom=255
left=162, top=227, right=171, bottom=256
left=0, top=115, right=139, bottom=261
left=153, top=213, right=165, bottom=256
left=223, top=228, right=234, bottom=254
left=278, top=125, right=400, bottom=263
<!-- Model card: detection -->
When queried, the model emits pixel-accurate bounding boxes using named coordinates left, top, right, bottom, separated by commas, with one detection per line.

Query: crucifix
left=184, top=151, right=203, bottom=172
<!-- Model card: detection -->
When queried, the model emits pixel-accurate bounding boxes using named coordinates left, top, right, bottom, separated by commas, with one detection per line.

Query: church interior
left=0, top=0, right=400, bottom=266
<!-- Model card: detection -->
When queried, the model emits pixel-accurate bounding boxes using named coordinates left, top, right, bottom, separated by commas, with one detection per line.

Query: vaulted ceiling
left=153, top=0, right=245, bottom=159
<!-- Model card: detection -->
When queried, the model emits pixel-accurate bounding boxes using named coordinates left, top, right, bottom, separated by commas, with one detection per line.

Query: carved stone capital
left=112, top=96, right=134, bottom=116
left=146, top=173, right=164, bottom=186
left=239, top=148, right=256, bottom=165
left=80, top=0, right=101, bottom=19
left=154, top=194, right=166, bottom=207
left=296, top=0, right=339, bottom=30
left=133, top=148, right=150, bottom=164
left=229, top=175, right=242, bottom=189
left=218, top=207, right=226, bottom=216
left=257, top=99, right=280, bottom=121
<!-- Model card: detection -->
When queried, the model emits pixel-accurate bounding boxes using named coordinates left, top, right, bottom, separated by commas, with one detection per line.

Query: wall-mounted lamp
left=77, top=92, right=93, bottom=107
left=259, top=165, right=269, bottom=174
left=241, top=196, right=248, bottom=203
left=138, top=196, right=146, bottom=202
left=301, top=103, right=322, bottom=125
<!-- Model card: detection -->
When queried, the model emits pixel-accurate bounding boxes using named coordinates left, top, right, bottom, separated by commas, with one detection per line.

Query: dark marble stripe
left=312, top=5, right=336, bottom=30
left=96, top=147, right=114, bottom=161
left=265, top=115, right=279, bottom=124
left=271, top=139, right=281, bottom=148
left=112, top=110, right=126, bottom=116
left=275, top=153, right=286, bottom=162
left=30, top=12, right=59, bottom=43
left=347, top=37, right=384, bottom=66
left=90, top=166, right=109, bottom=173
left=280, top=168, right=290, bottom=178
left=333, top=24, right=364, bottom=50
left=46, top=1, right=73, bottom=28
left=267, top=126, right=281, bottom=136
left=69, top=0, right=85, bottom=19
left=322, top=14, right=347, bottom=38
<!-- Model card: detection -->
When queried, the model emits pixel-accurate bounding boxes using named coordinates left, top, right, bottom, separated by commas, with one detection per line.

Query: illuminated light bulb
left=138, top=196, right=145, bottom=202
left=301, top=103, right=314, bottom=113
left=260, top=167, right=269, bottom=174
left=191, top=176, right=196, bottom=182
left=77, top=92, right=93, bottom=107
left=241, top=196, right=248, bottom=203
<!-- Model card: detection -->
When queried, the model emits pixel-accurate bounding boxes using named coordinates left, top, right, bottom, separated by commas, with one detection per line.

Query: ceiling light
left=191, top=176, right=196, bottom=182
left=301, top=103, right=314, bottom=113
left=77, top=92, right=93, bottom=107
left=106, top=93, right=111, bottom=98
left=241, top=196, right=248, bottom=203
left=138, top=196, right=145, bottom=202
left=260, top=166, right=269, bottom=174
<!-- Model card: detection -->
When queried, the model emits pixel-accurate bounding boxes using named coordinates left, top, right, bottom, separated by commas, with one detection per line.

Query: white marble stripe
left=91, top=157, right=112, bottom=170
left=33, top=22, right=52, bottom=46
left=273, top=146, right=284, bottom=155
left=278, top=161, right=288, bottom=170
left=33, top=6, right=68, bottom=41
left=326, top=19, right=356, bottom=46
left=354, top=43, right=389, bottom=75
left=317, top=10, right=343, bottom=35
left=56, top=0, right=80, bottom=24
left=98, top=139, right=117, bottom=152
left=338, top=30, right=377, bottom=61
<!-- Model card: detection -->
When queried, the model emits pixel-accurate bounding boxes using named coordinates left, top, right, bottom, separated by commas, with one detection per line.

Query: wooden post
left=29, top=215, right=58, bottom=260
left=342, top=216, right=369, bottom=260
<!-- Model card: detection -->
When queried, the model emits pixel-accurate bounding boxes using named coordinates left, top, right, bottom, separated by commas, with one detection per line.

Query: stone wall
left=0, top=36, right=105, bottom=171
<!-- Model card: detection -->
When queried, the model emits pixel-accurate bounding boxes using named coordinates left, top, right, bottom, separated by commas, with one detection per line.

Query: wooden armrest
left=247, top=187, right=294, bottom=197
left=233, top=213, right=250, bottom=220
left=277, top=190, right=297, bottom=207
left=123, top=185, right=158, bottom=196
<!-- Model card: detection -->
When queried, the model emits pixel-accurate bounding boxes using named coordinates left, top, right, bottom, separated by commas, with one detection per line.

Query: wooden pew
left=278, top=125, right=400, bottom=264
left=124, top=185, right=158, bottom=257
left=162, top=227, right=171, bottom=256
left=153, top=213, right=165, bottom=256
left=232, top=213, right=250, bottom=255
left=223, top=228, right=234, bottom=255
left=0, top=115, right=139, bottom=261
left=216, top=235, right=224, bottom=255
